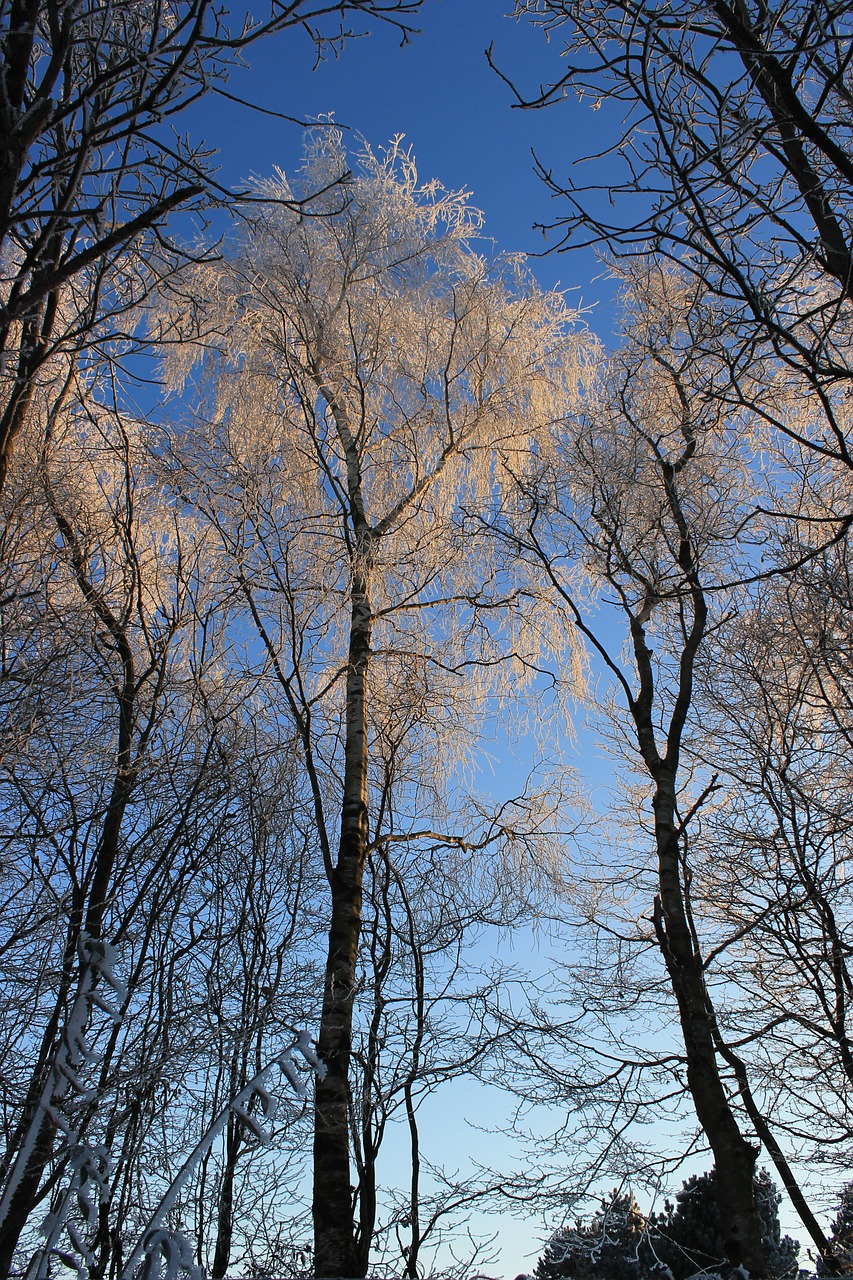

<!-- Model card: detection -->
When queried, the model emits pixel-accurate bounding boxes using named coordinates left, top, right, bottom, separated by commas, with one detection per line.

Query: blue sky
left=190, top=0, right=613, bottom=311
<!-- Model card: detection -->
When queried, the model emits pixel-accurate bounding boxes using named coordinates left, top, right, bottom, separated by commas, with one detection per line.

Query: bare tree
left=505, top=0, right=853, bottom=544
left=0, top=0, right=425, bottom=494
left=162, top=130, right=586, bottom=1277
left=187, top=726, right=322, bottom=1280
left=0, top=376, right=235, bottom=1275
left=350, top=813, right=551, bottom=1278
left=502, top=264, right=777, bottom=1275
left=685, top=543, right=853, bottom=1232
left=0, top=378, right=334, bottom=1278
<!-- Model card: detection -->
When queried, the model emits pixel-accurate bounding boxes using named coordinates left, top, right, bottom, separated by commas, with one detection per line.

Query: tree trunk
left=651, top=766, right=765, bottom=1276
left=313, top=568, right=372, bottom=1279
left=620, top=444, right=769, bottom=1278
left=211, top=1116, right=240, bottom=1279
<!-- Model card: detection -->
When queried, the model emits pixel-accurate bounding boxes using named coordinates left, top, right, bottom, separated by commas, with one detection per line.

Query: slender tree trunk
left=402, top=889, right=425, bottom=1280
left=313, top=561, right=372, bottom=1279
left=650, top=767, right=765, bottom=1276
left=354, top=859, right=393, bottom=1278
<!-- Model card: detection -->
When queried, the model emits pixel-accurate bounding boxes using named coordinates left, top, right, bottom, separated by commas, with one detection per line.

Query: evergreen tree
left=536, top=1170, right=800, bottom=1280
left=536, top=1192, right=654, bottom=1280
left=819, top=1183, right=853, bottom=1275
left=654, top=1169, right=799, bottom=1280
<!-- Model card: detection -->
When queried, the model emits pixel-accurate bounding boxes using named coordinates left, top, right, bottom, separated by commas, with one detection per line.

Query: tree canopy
left=3, top=4, right=853, bottom=1278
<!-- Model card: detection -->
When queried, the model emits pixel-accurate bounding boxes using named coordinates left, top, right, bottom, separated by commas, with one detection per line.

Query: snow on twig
left=118, top=1031, right=325, bottom=1280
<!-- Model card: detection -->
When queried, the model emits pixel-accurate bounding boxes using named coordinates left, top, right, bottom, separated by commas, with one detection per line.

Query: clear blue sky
left=191, top=0, right=613, bottom=310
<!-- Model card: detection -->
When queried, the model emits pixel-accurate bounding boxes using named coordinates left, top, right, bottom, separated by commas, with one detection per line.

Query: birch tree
left=163, top=130, right=586, bottom=1278
left=0, top=0, right=424, bottom=497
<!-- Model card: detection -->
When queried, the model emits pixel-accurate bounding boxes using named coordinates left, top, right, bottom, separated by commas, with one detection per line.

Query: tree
left=535, top=1191, right=652, bottom=1280
left=504, top=262, right=776, bottom=1275
left=175, top=727, right=323, bottom=1280
left=0, top=375, right=331, bottom=1278
left=822, top=1183, right=853, bottom=1275
left=0, top=381, right=226, bottom=1273
left=480, top=4, right=853, bottom=1201
left=688, top=548, right=853, bottom=1210
left=349, top=824, right=543, bottom=1279
left=0, top=0, right=425, bottom=494
left=162, top=131, right=586, bottom=1277
left=534, top=1171, right=798, bottom=1280
left=508, top=0, right=853, bottom=497
left=654, top=1169, right=799, bottom=1280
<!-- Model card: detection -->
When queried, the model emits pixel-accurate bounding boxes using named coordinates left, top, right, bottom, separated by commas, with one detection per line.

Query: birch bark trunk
left=312, top=434, right=374, bottom=1274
